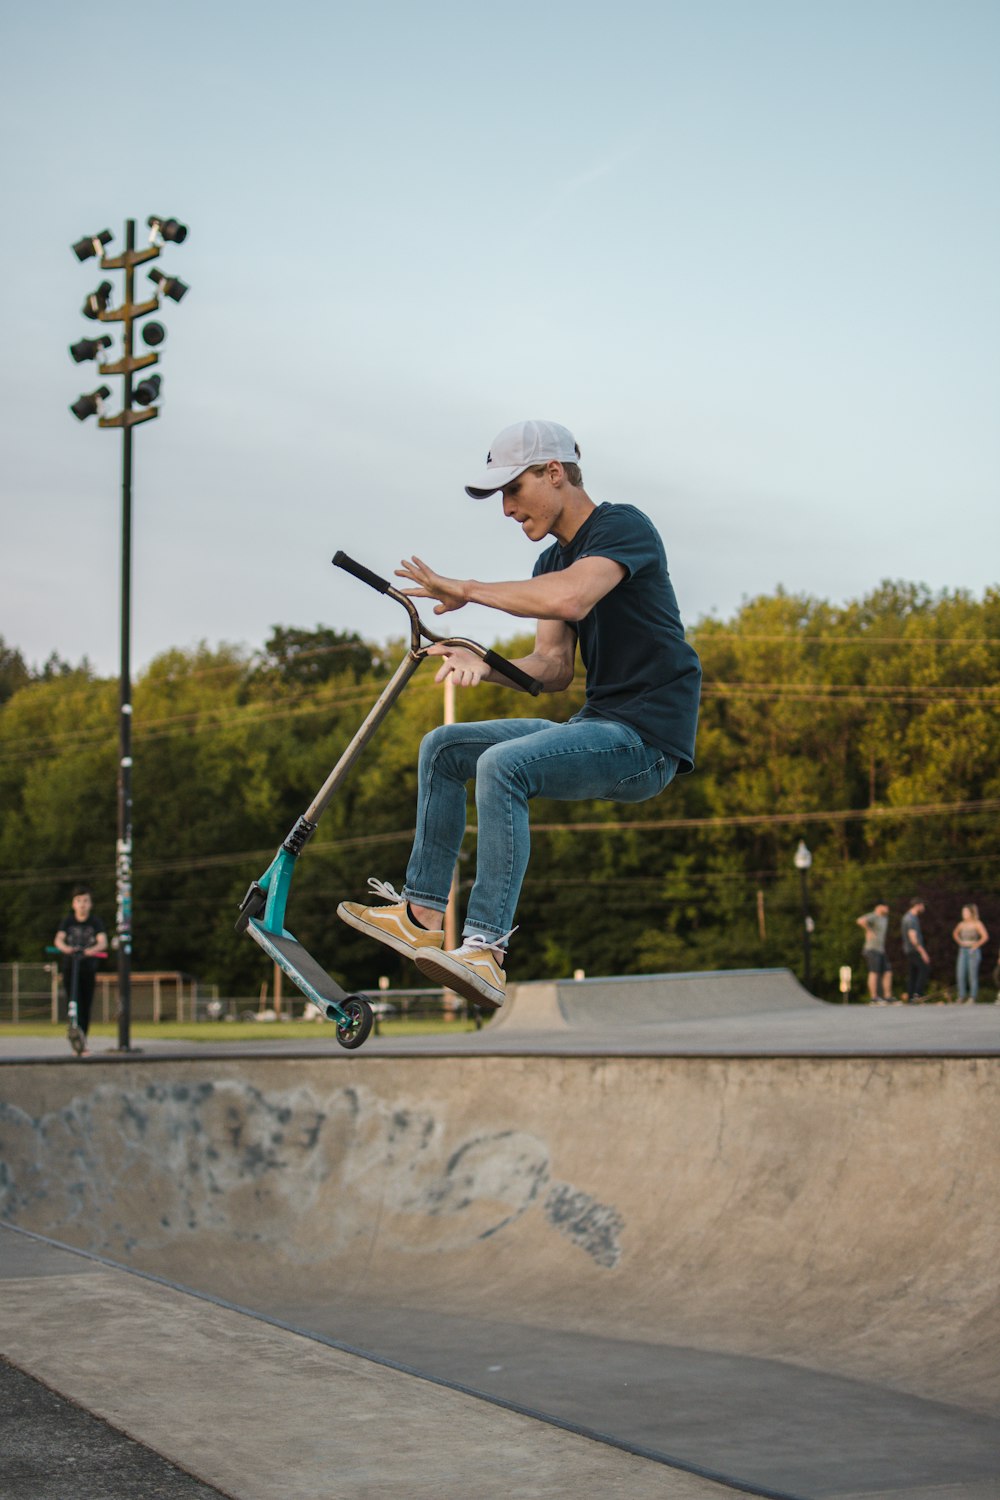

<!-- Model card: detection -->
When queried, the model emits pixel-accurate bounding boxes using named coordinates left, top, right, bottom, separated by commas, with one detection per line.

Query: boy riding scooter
left=54, top=886, right=108, bottom=1055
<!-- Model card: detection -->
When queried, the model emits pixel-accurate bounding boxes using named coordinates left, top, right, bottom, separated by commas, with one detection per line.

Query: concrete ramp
left=495, top=967, right=820, bottom=1033
left=1, top=1050, right=999, bottom=1497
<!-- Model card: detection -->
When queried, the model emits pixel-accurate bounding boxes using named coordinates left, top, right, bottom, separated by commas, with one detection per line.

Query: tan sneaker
left=337, top=879, right=444, bottom=963
left=415, top=933, right=512, bottom=1011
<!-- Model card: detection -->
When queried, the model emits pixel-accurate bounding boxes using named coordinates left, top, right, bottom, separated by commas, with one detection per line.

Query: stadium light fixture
left=147, top=215, right=188, bottom=245
left=69, top=334, right=114, bottom=363
left=72, top=229, right=113, bottom=262
left=82, top=280, right=114, bottom=319
left=148, top=267, right=189, bottom=303
left=69, top=385, right=112, bottom=421
left=133, top=373, right=161, bottom=406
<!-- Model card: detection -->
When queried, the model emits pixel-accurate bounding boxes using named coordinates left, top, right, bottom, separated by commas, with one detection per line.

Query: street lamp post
left=793, top=839, right=814, bottom=991
left=69, top=217, right=189, bottom=1050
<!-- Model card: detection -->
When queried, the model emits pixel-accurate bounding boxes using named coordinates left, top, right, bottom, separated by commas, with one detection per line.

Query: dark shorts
left=864, top=951, right=890, bottom=976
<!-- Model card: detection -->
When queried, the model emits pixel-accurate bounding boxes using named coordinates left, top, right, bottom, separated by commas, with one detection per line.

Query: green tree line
left=1, top=582, right=998, bottom=1001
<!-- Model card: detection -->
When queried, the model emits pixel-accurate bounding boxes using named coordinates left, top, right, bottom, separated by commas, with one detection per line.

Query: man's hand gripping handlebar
left=332, top=551, right=543, bottom=695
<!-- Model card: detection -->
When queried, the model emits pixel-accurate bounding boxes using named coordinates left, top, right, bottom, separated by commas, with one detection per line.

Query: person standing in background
left=856, top=902, right=894, bottom=1003
left=952, top=903, right=989, bottom=1003
left=901, top=898, right=930, bottom=1002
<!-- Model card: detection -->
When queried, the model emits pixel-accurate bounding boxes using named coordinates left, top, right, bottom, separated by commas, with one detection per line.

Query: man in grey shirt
left=856, top=902, right=893, bottom=1003
left=901, top=898, right=930, bottom=1001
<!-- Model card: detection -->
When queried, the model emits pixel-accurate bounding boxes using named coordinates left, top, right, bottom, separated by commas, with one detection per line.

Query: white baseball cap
left=465, top=419, right=579, bottom=498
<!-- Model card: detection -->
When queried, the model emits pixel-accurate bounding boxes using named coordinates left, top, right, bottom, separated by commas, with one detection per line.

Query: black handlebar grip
left=484, top=649, right=543, bottom=696
left=332, top=551, right=391, bottom=594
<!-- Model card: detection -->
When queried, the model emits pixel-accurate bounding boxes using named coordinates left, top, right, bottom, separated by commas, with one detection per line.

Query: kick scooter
left=47, top=944, right=107, bottom=1055
left=236, top=551, right=541, bottom=1049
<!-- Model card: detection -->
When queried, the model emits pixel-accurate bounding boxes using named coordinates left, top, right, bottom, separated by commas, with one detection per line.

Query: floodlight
left=147, top=215, right=188, bottom=245
left=69, top=335, right=114, bottom=363
left=148, top=268, right=189, bottom=303
left=141, top=320, right=166, bottom=347
left=82, top=281, right=113, bottom=319
left=70, top=385, right=111, bottom=421
left=134, top=373, right=161, bottom=406
left=72, top=229, right=113, bottom=262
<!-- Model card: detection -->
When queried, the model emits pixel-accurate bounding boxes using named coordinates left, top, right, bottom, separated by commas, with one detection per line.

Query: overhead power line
left=694, top=633, right=1000, bottom=646
left=530, top=797, right=1000, bottom=834
left=3, top=797, right=998, bottom=889
left=6, top=668, right=1000, bottom=763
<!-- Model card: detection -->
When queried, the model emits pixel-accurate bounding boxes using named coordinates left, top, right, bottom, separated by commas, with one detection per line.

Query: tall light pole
left=793, top=839, right=814, bottom=991
left=69, top=217, right=190, bottom=1050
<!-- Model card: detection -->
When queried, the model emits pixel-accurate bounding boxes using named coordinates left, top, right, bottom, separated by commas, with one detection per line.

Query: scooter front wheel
left=335, top=995, right=374, bottom=1050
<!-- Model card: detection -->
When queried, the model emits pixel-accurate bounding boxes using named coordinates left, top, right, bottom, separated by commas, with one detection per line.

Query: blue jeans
left=956, top=947, right=981, bottom=1000
left=403, top=717, right=678, bottom=944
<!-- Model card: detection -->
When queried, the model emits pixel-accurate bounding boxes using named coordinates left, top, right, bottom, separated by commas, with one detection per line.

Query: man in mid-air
left=338, top=419, right=702, bottom=1010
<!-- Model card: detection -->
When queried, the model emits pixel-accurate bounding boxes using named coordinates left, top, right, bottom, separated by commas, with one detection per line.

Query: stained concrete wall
left=1, top=1052, right=997, bottom=1418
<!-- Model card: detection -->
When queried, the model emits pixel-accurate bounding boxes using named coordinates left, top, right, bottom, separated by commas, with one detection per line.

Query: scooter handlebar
left=332, top=551, right=391, bottom=595
left=482, top=649, right=543, bottom=696
left=46, top=945, right=108, bottom=958
left=333, top=550, right=544, bottom=695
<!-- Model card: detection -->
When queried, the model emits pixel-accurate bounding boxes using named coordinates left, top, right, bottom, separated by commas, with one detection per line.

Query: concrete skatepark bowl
left=1, top=968, right=999, bottom=1499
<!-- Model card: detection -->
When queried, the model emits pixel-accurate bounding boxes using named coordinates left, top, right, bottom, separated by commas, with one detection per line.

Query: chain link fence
left=0, top=963, right=59, bottom=1023
left=0, top=965, right=463, bottom=1027
left=0, top=963, right=206, bottom=1025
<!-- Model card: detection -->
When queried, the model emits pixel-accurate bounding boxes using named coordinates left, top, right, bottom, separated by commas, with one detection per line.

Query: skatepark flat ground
left=1, top=970, right=998, bottom=1499
left=4, top=967, right=1000, bottom=1061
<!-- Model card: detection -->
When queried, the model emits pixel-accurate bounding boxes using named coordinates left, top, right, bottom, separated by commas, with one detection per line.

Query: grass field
left=0, top=1017, right=482, bottom=1043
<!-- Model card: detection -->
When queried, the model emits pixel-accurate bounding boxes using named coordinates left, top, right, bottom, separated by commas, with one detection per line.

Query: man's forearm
left=464, top=573, right=584, bottom=622
left=487, top=647, right=575, bottom=693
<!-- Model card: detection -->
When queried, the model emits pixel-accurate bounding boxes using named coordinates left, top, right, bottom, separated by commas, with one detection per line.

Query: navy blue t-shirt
left=532, top=503, right=701, bottom=772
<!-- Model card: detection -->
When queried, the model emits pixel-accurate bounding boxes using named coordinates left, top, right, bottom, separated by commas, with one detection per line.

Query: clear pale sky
left=1, top=0, right=997, bottom=675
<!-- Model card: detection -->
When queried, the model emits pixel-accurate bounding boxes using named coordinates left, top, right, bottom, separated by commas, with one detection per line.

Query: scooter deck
left=247, top=919, right=349, bottom=1014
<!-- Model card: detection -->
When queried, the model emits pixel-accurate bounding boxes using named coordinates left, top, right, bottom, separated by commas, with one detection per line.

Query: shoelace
left=366, top=877, right=405, bottom=904
left=456, top=927, right=518, bottom=957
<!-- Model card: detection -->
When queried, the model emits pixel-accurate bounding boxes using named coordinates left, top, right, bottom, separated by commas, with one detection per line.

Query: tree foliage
left=251, top=625, right=386, bottom=687
left=1, top=583, right=998, bottom=1001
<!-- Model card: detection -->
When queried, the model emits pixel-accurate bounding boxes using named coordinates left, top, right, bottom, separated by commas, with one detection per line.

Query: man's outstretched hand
left=396, top=557, right=486, bottom=685
left=395, top=556, right=468, bottom=615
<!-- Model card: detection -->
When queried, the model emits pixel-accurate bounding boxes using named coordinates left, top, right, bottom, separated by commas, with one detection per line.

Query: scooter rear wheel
left=335, top=995, right=373, bottom=1050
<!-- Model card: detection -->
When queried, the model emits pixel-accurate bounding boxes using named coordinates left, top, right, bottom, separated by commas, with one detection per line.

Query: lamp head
left=69, top=335, right=113, bottom=364
left=72, top=229, right=113, bottom=262
left=793, top=840, right=813, bottom=871
left=82, top=281, right=113, bottom=320
left=134, top=373, right=161, bottom=407
left=70, top=385, right=111, bottom=421
left=147, top=215, right=188, bottom=245
left=149, top=268, right=188, bottom=303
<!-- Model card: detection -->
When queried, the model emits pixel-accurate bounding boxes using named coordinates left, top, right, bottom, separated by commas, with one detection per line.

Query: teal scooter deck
left=246, top=919, right=350, bottom=1015
left=246, top=918, right=374, bottom=1050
